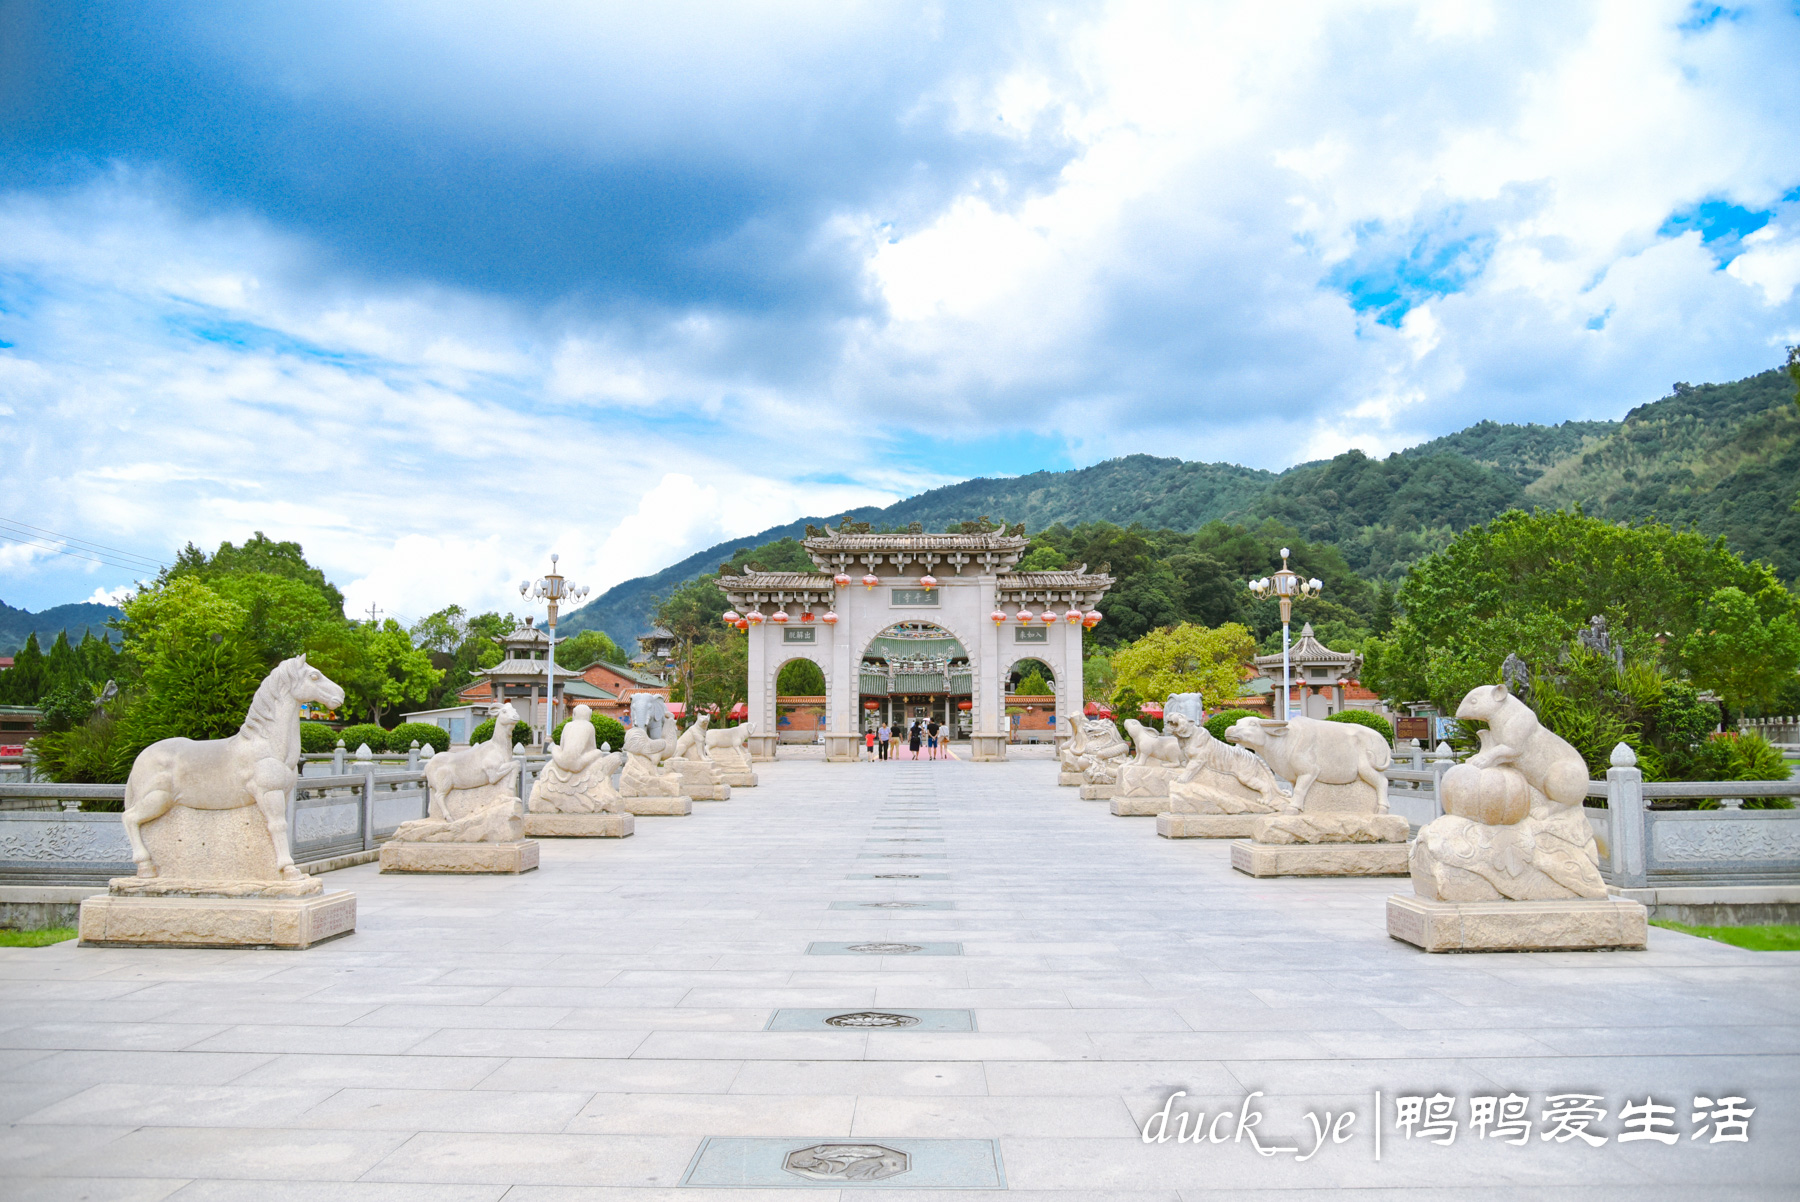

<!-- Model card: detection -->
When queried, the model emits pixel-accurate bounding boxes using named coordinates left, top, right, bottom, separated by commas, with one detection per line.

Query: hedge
left=388, top=721, right=451, bottom=752
left=470, top=717, right=533, bottom=746
left=1325, top=709, right=1395, bottom=745
left=337, top=723, right=388, bottom=753
left=551, top=713, right=627, bottom=751
left=299, top=721, right=339, bottom=754
left=1204, top=708, right=1261, bottom=742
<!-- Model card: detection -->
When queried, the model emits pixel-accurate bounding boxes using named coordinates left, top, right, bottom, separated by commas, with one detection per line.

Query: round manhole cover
left=824, top=1011, right=920, bottom=1028
left=846, top=942, right=923, bottom=954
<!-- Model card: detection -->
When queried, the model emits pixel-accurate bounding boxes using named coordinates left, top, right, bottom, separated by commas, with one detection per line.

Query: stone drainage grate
left=844, top=873, right=949, bottom=880
left=805, top=941, right=963, bottom=956
left=766, top=1007, right=976, bottom=1031
left=857, top=853, right=947, bottom=859
left=682, top=1137, right=1004, bottom=1188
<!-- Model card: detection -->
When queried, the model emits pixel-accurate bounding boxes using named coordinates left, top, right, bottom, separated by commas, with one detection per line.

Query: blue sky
left=3, top=0, right=1799, bottom=619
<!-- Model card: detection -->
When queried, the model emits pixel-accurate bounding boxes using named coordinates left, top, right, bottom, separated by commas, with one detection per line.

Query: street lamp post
left=1247, top=548, right=1322, bottom=721
left=520, top=554, right=590, bottom=746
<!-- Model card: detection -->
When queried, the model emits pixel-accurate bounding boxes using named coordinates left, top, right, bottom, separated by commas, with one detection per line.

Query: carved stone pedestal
left=1058, top=771, right=1086, bottom=787
left=619, top=795, right=692, bottom=816
left=524, top=813, right=633, bottom=838
left=79, top=890, right=356, bottom=949
left=1079, top=784, right=1116, bottom=801
left=1387, top=894, right=1648, bottom=952
left=380, top=840, right=539, bottom=874
left=1109, top=795, right=1164, bottom=816
left=1156, top=813, right=1262, bottom=839
left=1230, top=840, right=1411, bottom=877
left=668, top=761, right=730, bottom=801
left=719, top=770, right=759, bottom=788
left=823, top=733, right=861, bottom=763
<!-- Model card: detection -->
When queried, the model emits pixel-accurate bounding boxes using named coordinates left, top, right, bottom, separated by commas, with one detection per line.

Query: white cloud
left=84, top=585, right=136, bottom=606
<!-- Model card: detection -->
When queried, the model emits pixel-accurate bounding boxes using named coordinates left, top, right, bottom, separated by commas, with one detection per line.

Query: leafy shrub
left=470, top=717, right=532, bottom=746
left=299, top=721, right=339, bottom=754
left=1689, top=733, right=1794, bottom=807
left=550, top=713, right=627, bottom=750
left=36, top=685, right=93, bottom=735
left=388, top=721, right=450, bottom=752
left=337, top=723, right=388, bottom=753
left=1205, top=708, right=1261, bottom=742
left=1014, top=670, right=1054, bottom=696
left=1325, top=709, right=1394, bottom=745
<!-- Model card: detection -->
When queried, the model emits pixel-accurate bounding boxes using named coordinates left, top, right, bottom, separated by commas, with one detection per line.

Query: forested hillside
left=0, top=600, right=122, bottom=656
left=560, top=362, right=1800, bottom=647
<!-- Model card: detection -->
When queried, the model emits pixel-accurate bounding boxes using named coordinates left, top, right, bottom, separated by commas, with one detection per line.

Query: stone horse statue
left=121, top=654, right=345, bottom=881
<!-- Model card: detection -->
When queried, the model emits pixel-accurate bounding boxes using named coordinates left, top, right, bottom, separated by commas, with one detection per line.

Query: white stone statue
left=117, top=654, right=345, bottom=894
left=1409, top=683, right=1607, bottom=901
left=664, top=711, right=730, bottom=800
left=1223, top=715, right=1407, bottom=875
left=528, top=705, right=625, bottom=815
left=1077, top=719, right=1131, bottom=786
left=1060, top=717, right=1121, bottom=774
left=395, top=701, right=525, bottom=844
left=79, top=656, right=358, bottom=948
left=1115, top=713, right=1205, bottom=799
left=621, top=724, right=686, bottom=798
left=1166, top=725, right=1292, bottom=815
left=704, top=721, right=759, bottom=787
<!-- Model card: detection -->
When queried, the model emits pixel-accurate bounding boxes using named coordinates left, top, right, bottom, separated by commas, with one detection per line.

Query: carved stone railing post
left=332, top=739, right=346, bottom=775
left=1606, top=743, right=1646, bottom=889
left=361, top=764, right=377, bottom=852
left=407, top=740, right=420, bottom=771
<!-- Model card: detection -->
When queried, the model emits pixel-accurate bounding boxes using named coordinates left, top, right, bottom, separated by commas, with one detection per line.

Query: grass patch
left=1651, top=920, right=1800, bottom=951
left=0, top=927, right=78, bottom=947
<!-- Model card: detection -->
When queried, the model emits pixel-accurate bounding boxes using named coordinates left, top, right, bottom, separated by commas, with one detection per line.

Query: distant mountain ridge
left=556, top=363, right=1799, bottom=648
left=0, top=600, right=122, bottom=656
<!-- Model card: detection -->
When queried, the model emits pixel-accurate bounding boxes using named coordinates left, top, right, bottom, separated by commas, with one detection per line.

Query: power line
left=0, top=531, right=160, bottom=577
left=0, top=517, right=167, bottom=573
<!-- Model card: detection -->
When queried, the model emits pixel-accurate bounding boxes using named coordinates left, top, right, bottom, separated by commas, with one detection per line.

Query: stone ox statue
left=122, top=655, right=345, bottom=882
left=1225, top=714, right=1392, bottom=812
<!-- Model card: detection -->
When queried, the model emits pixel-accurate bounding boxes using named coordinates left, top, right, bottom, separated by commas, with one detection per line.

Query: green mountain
left=560, top=362, right=1799, bottom=648
left=0, top=600, right=122, bottom=657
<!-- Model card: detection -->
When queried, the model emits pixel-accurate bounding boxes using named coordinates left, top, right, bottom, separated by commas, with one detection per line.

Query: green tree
left=1082, top=653, right=1116, bottom=705
left=342, top=619, right=443, bottom=725
left=777, top=658, right=827, bottom=695
left=654, top=575, right=729, bottom=718
left=1110, top=622, right=1256, bottom=709
left=1682, top=587, right=1800, bottom=712
left=0, top=632, right=44, bottom=703
left=1014, top=669, right=1053, bottom=696
left=165, top=531, right=346, bottom=615
left=690, top=630, right=749, bottom=719
left=210, top=571, right=339, bottom=666
left=556, top=629, right=626, bottom=670
left=114, top=575, right=264, bottom=759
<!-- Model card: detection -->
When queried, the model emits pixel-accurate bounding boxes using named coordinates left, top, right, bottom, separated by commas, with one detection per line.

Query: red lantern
left=862, top=573, right=879, bottom=590
left=833, top=573, right=851, bottom=588
left=721, top=610, right=740, bottom=623
left=990, top=610, right=1006, bottom=624
left=1064, top=609, right=1082, bottom=624
left=957, top=700, right=973, bottom=711
left=736, top=619, right=749, bottom=631
left=822, top=611, right=839, bottom=624
left=800, top=610, right=815, bottom=622
left=1039, top=610, right=1058, bottom=624
left=1083, top=610, right=1103, bottom=628
left=745, top=611, right=764, bottom=626
left=864, top=700, right=880, bottom=710
left=771, top=610, right=790, bottom=624
left=919, top=573, right=937, bottom=590
left=1015, top=609, right=1034, bottom=623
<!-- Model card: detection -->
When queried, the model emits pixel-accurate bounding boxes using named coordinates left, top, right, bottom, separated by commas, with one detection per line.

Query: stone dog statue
left=1407, top=682, right=1608, bottom=901
left=396, top=701, right=526, bottom=843
left=528, top=704, right=625, bottom=814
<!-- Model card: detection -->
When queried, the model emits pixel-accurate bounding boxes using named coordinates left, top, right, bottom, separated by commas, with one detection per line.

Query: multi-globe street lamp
left=520, top=554, right=589, bottom=745
left=1246, top=548, right=1322, bottom=721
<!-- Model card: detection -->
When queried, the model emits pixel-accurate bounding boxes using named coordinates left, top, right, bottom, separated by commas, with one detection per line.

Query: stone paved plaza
left=3, top=756, right=1797, bottom=1199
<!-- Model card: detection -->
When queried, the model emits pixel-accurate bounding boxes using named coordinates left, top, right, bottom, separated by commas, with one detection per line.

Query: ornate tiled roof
left=1254, top=623, right=1360, bottom=669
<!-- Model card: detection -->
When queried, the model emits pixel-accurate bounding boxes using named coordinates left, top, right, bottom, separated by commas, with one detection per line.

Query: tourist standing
left=877, top=722, right=890, bottom=760
left=926, top=719, right=940, bottom=759
left=909, top=721, right=922, bottom=760
left=865, top=728, right=876, bottom=760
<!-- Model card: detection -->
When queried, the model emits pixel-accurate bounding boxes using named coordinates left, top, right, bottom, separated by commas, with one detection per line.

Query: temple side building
left=718, top=520, right=1113, bottom=762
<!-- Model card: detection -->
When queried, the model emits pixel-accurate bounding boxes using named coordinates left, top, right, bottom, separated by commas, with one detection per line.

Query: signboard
left=782, top=627, right=817, bottom=643
left=1014, top=626, right=1048, bottom=643
left=1395, top=716, right=1430, bottom=742
left=890, top=588, right=938, bottom=607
